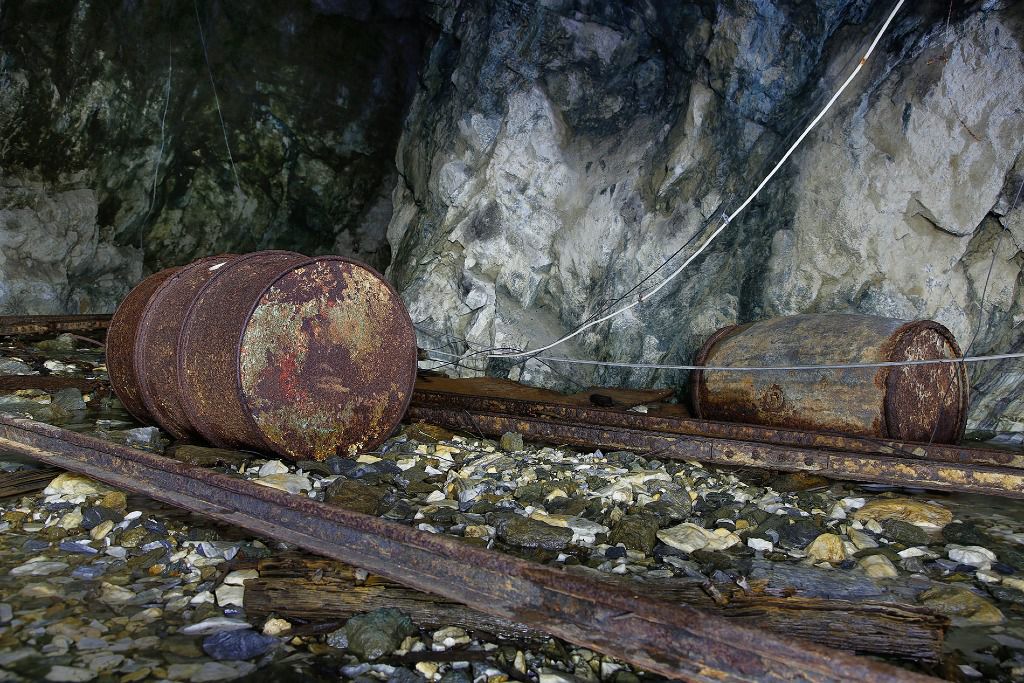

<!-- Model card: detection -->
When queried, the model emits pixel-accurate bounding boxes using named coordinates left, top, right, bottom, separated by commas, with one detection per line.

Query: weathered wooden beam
left=0, top=467, right=62, bottom=498
left=0, top=413, right=932, bottom=683
left=243, top=556, right=947, bottom=661
left=0, top=375, right=106, bottom=393
left=0, top=314, right=112, bottom=336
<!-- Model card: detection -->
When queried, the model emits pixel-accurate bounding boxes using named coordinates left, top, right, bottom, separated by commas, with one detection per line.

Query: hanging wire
left=489, top=0, right=907, bottom=359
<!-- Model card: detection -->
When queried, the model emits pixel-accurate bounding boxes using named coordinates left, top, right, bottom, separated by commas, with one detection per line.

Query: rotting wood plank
left=242, top=555, right=947, bottom=661
left=0, top=412, right=933, bottom=683
left=0, top=314, right=112, bottom=336
left=0, top=467, right=61, bottom=498
left=405, top=403, right=1024, bottom=500
left=0, top=375, right=107, bottom=393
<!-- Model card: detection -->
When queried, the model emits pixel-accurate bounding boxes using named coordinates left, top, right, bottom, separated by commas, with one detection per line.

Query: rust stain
left=240, top=257, right=417, bottom=461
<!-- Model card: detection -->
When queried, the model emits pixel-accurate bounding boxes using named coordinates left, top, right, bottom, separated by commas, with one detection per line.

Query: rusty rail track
left=408, top=385, right=1024, bottom=499
left=0, top=314, right=112, bottom=336
left=0, top=413, right=932, bottom=683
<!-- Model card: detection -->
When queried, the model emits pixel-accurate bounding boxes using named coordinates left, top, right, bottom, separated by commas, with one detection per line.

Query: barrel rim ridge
left=133, top=255, right=236, bottom=439
left=175, top=251, right=305, bottom=449
left=107, top=266, right=181, bottom=424
left=690, top=322, right=745, bottom=420
left=885, top=318, right=969, bottom=442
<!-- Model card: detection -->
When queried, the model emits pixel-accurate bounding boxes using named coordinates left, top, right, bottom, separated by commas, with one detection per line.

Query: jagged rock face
left=387, top=0, right=1024, bottom=431
left=0, top=0, right=432, bottom=312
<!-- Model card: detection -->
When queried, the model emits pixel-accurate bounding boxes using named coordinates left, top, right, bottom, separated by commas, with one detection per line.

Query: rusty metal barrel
left=108, top=251, right=418, bottom=461
left=107, top=266, right=181, bottom=424
left=134, top=254, right=238, bottom=439
left=690, top=314, right=968, bottom=443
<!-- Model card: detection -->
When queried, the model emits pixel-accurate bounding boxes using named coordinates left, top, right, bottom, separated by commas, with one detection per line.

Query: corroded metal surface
left=178, top=251, right=305, bottom=451
left=0, top=413, right=933, bottom=683
left=107, top=267, right=180, bottom=423
left=691, top=314, right=967, bottom=443
left=411, top=376, right=1024, bottom=470
left=239, top=257, right=417, bottom=460
left=885, top=321, right=968, bottom=443
left=0, top=314, right=113, bottom=336
left=405, top=401, right=1024, bottom=500
left=134, top=255, right=237, bottom=439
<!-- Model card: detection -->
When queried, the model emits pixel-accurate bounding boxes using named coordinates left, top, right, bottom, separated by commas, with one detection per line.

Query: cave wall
left=387, top=0, right=1024, bottom=431
left=0, top=0, right=433, bottom=312
left=2, top=0, right=1022, bottom=431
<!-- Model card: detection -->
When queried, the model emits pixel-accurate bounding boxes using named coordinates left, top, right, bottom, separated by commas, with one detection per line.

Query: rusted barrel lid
left=179, top=252, right=417, bottom=460
left=133, top=255, right=238, bottom=439
left=690, top=314, right=968, bottom=443
left=884, top=320, right=968, bottom=443
left=107, top=266, right=181, bottom=423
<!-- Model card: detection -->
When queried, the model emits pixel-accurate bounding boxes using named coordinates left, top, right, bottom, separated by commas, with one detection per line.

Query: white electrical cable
left=426, top=349, right=1024, bottom=372
left=489, top=0, right=906, bottom=360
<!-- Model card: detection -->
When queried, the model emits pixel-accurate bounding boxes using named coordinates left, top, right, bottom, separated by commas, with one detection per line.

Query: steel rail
left=409, top=385, right=1024, bottom=470
left=406, top=403, right=1024, bottom=500
left=0, top=413, right=931, bottom=683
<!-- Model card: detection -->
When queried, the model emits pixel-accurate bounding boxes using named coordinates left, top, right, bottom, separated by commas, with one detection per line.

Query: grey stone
left=496, top=515, right=574, bottom=550
left=881, top=519, right=930, bottom=546
left=500, top=432, right=525, bottom=452
left=608, top=515, right=659, bottom=554
left=202, top=629, right=278, bottom=661
left=344, top=608, right=417, bottom=660
left=323, top=479, right=386, bottom=516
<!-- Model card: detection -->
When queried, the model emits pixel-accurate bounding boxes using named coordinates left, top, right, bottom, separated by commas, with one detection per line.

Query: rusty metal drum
left=107, top=266, right=181, bottom=423
left=133, top=255, right=239, bottom=439
left=690, top=314, right=968, bottom=443
left=177, top=252, right=418, bottom=460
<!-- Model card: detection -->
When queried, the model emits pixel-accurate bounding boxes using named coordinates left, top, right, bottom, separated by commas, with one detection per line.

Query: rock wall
left=0, top=0, right=432, bottom=312
left=387, top=0, right=1024, bottom=431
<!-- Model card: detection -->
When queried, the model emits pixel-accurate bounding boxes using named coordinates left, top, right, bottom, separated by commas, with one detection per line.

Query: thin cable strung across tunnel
left=489, top=0, right=907, bottom=360
left=423, top=348, right=1024, bottom=372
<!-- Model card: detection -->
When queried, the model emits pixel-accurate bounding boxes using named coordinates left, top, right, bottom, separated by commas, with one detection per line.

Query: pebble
left=747, top=537, right=773, bottom=553
left=918, top=585, right=1005, bottom=625
left=262, top=617, right=291, bottom=636
left=804, top=534, right=846, bottom=563
left=180, top=618, right=252, bottom=635
left=10, top=560, right=69, bottom=576
left=253, top=473, right=312, bottom=494
left=215, top=584, right=244, bottom=607
left=45, top=665, right=96, bottom=682
left=852, top=498, right=952, bottom=528
left=947, top=545, right=997, bottom=570
left=59, top=539, right=98, bottom=555
left=608, top=515, right=658, bottom=554
left=223, top=569, right=259, bottom=585
left=58, top=506, right=84, bottom=529
left=496, top=515, right=574, bottom=550
left=0, top=603, right=12, bottom=623
left=500, top=432, right=525, bottom=451
left=847, top=528, right=878, bottom=550
left=99, top=582, right=135, bottom=604
left=859, top=554, right=898, bottom=578
left=202, top=629, right=279, bottom=660
left=90, top=519, right=115, bottom=540
left=258, top=460, right=290, bottom=476
left=656, top=523, right=739, bottom=553
left=345, top=608, right=417, bottom=660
